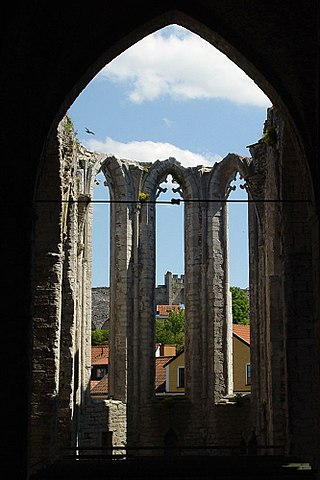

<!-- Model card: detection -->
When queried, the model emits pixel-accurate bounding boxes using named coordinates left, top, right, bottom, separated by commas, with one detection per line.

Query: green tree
left=156, top=307, right=185, bottom=354
left=91, top=329, right=109, bottom=345
left=230, top=287, right=250, bottom=324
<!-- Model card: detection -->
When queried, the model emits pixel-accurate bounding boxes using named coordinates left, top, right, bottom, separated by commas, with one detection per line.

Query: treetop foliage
left=92, top=288, right=249, bottom=347
left=156, top=307, right=185, bottom=354
left=92, top=329, right=109, bottom=345
left=230, top=287, right=250, bottom=325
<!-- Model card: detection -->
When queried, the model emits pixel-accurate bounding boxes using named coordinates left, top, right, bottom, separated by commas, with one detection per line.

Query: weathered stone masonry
left=31, top=114, right=252, bottom=464
left=92, top=271, right=185, bottom=331
left=30, top=106, right=320, bottom=469
left=88, top=153, right=253, bottom=449
left=248, top=109, right=317, bottom=459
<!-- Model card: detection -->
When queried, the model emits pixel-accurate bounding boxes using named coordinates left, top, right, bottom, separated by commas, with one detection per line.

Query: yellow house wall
left=233, top=336, right=251, bottom=392
left=167, top=352, right=185, bottom=393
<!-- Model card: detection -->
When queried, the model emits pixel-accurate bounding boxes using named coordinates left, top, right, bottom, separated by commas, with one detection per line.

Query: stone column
left=223, top=201, right=233, bottom=396
left=207, top=198, right=230, bottom=401
left=138, top=200, right=156, bottom=404
left=101, top=157, right=134, bottom=403
left=184, top=195, right=203, bottom=402
left=31, top=131, right=65, bottom=469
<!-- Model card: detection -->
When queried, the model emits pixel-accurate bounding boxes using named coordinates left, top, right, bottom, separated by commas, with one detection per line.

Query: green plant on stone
left=138, top=192, right=151, bottom=202
left=262, top=125, right=277, bottom=146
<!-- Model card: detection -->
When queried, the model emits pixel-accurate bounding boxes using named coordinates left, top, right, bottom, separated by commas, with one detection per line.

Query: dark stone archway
left=1, top=3, right=319, bottom=478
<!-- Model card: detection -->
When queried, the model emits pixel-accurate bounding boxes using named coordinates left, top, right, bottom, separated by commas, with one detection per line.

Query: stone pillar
left=31, top=131, right=65, bottom=469
left=128, top=161, right=156, bottom=446
left=280, top=122, right=316, bottom=461
left=248, top=107, right=318, bottom=460
left=138, top=200, right=156, bottom=404
left=184, top=195, right=203, bottom=402
left=57, top=199, right=79, bottom=449
left=223, top=201, right=234, bottom=396
left=207, top=199, right=231, bottom=401
left=101, top=157, right=134, bottom=403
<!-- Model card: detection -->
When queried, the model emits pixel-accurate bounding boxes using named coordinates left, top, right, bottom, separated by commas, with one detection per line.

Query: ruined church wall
left=31, top=118, right=102, bottom=469
left=31, top=129, right=65, bottom=470
left=116, top=156, right=247, bottom=448
left=79, top=399, right=126, bottom=450
left=31, top=117, right=83, bottom=469
left=30, top=109, right=320, bottom=470
left=248, top=108, right=319, bottom=464
left=135, top=398, right=251, bottom=452
left=279, top=118, right=317, bottom=462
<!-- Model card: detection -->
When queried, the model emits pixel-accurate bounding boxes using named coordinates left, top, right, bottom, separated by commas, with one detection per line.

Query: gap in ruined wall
left=227, top=173, right=251, bottom=396
left=155, top=174, right=185, bottom=396
left=92, top=171, right=110, bottom=289
left=56, top=22, right=272, bottom=454
left=90, top=170, right=110, bottom=398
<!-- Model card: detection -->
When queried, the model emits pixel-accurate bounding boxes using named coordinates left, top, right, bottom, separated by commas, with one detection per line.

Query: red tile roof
left=155, top=356, right=174, bottom=393
left=91, top=345, right=109, bottom=365
left=90, top=380, right=100, bottom=391
left=233, top=324, right=250, bottom=345
left=91, top=375, right=109, bottom=395
left=157, top=305, right=180, bottom=316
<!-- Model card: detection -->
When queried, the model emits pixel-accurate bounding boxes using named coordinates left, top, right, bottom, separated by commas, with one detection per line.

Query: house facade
left=232, top=325, right=251, bottom=393
left=164, top=352, right=186, bottom=394
left=164, top=326, right=250, bottom=394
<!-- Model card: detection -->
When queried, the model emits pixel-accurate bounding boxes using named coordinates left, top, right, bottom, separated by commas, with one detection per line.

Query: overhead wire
left=35, top=198, right=311, bottom=205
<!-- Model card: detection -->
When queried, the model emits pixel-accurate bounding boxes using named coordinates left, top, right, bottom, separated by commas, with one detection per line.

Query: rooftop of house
left=156, top=304, right=181, bottom=316
left=90, top=374, right=109, bottom=396
left=162, top=349, right=184, bottom=367
left=91, top=345, right=109, bottom=365
left=233, top=324, right=250, bottom=345
left=155, top=356, right=174, bottom=393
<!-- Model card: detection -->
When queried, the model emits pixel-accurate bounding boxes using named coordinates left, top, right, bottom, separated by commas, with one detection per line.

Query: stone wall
left=95, top=154, right=250, bottom=449
left=31, top=110, right=320, bottom=470
left=79, top=399, right=126, bottom=451
left=248, top=108, right=318, bottom=464
left=30, top=118, right=105, bottom=470
left=92, top=287, right=110, bottom=330
left=92, top=272, right=185, bottom=331
left=31, top=138, right=63, bottom=467
left=133, top=397, right=251, bottom=453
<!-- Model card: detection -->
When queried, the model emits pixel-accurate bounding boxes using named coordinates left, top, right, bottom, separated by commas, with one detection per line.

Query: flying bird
left=85, top=127, right=95, bottom=135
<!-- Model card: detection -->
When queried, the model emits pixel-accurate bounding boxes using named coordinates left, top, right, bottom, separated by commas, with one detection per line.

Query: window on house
left=246, top=363, right=251, bottom=385
left=96, top=367, right=107, bottom=379
left=177, top=367, right=185, bottom=388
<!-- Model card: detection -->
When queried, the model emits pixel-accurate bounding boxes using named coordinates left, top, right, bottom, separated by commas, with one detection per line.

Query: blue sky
left=69, top=25, right=271, bottom=288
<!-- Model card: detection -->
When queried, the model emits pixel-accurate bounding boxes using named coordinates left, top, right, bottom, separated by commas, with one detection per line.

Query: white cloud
left=99, top=25, right=270, bottom=107
left=85, top=136, right=221, bottom=168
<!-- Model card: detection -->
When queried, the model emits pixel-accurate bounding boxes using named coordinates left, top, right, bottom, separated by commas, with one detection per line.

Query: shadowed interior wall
left=1, top=3, right=319, bottom=478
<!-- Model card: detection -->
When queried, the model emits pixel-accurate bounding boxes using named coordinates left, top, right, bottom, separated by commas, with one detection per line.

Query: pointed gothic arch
left=25, top=9, right=319, bottom=475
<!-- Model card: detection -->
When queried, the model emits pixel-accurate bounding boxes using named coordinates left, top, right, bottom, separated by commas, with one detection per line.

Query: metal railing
left=57, top=443, right=286, bottom=462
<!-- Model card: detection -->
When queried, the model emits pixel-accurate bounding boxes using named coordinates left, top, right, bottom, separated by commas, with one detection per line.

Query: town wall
left=92, top=287, right=110, bottom=330
left=92, top=271, right=185, bottom=331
